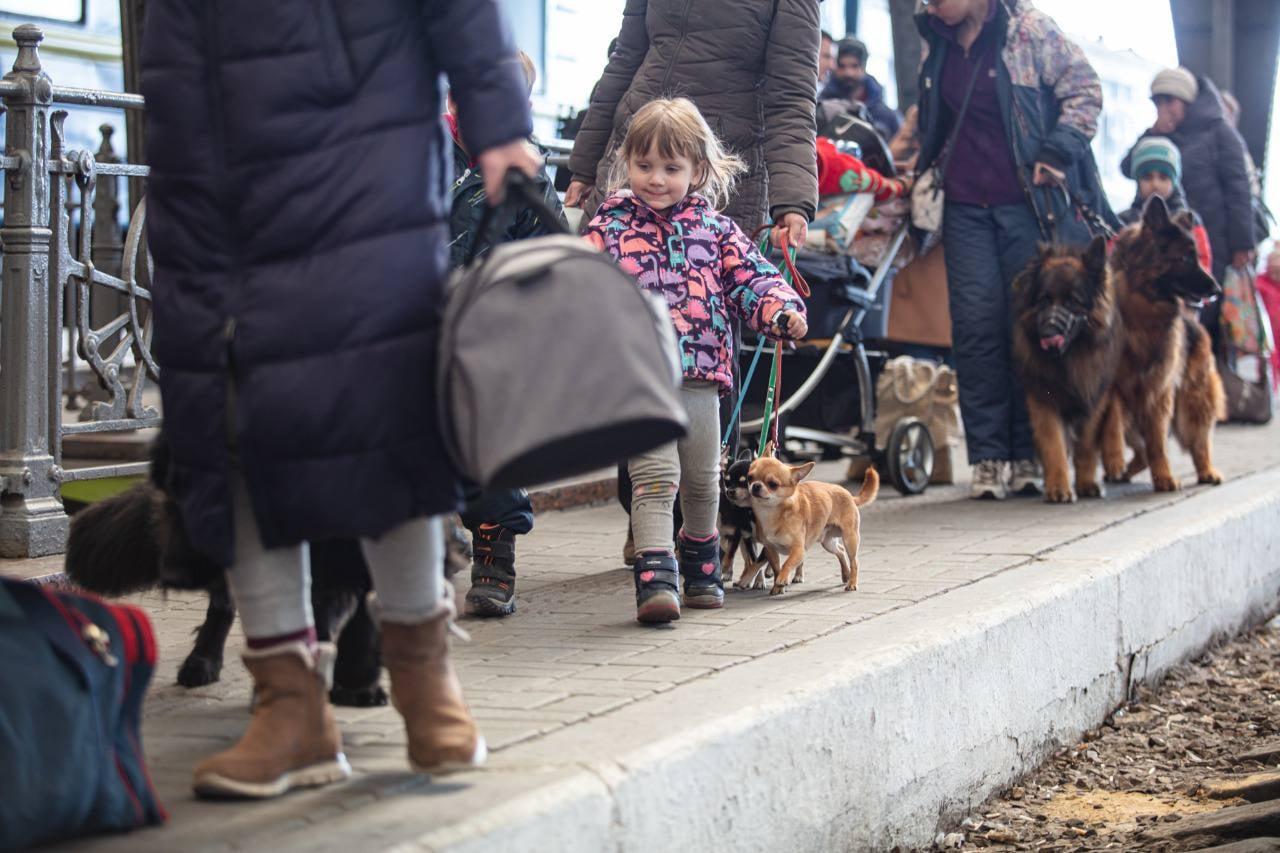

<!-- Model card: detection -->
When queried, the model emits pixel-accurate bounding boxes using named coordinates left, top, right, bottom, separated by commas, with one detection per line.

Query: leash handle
left=747, top=224, right=811, bottom=457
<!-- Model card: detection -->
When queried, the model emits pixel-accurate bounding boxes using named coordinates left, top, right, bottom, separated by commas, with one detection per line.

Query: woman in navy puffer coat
left=141, top=0, right=538, bottom=798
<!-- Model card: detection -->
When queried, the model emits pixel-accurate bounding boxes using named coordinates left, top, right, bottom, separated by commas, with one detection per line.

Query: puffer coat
left=567, top=0, right=821, bottom=231
left=140, top=0, right=532, bottom=565
left=583, top=191, right=806, bottom=389
left=1121, top=76, right=1255, bottom=281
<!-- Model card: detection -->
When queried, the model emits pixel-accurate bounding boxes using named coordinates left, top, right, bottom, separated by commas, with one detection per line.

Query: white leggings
left=628, top=381, right=721, bottom=554
left=223, top=475, right=445, bottom=639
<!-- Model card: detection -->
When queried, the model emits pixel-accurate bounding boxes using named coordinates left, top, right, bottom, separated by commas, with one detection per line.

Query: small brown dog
left=743, top=455, right=878, bottom=595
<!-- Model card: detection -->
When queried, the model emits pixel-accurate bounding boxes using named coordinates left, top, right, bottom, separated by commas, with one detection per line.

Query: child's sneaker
left=677, top=530, right=723, bottom=609
left=465, top=524, right=517, bottom=618
left=633, top=551, right=681, bottom=624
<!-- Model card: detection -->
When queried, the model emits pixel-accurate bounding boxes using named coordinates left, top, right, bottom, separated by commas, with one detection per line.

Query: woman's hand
left=771, top=213, right=808, bottom=250
left=564, top=180, right=593, bottom=209
left=1032, top=161, right=1066, bottom=187
left=477, top=140, right=542, bottom=203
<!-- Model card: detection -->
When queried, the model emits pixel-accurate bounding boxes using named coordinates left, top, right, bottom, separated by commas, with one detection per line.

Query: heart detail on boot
left=701, top=562, right=717, bottom=575
left=639, top=570, right=656, bottom=583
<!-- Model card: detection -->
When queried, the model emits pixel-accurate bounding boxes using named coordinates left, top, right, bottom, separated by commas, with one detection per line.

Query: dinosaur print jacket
left=584, top=191, right=807, bottom=390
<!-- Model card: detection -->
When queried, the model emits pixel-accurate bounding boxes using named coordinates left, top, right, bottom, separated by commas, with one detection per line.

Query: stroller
left=738, top=225, right=934, bottom=496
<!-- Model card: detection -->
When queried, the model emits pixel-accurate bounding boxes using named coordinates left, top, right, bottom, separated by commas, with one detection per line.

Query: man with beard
left=819, top=36, right=903, bottom=140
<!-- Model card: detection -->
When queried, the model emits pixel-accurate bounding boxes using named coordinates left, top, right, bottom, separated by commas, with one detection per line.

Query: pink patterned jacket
left=584, top=191, right=807, bottom=390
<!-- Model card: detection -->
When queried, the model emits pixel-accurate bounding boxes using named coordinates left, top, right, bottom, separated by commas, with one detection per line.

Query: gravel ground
left=910, top=615, right=1280, bottom=852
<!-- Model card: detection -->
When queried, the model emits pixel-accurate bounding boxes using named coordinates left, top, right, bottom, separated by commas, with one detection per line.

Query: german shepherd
left=1101, top=196, right=1225, bottom=491
left=1013, top=235, right=1123, bottom=502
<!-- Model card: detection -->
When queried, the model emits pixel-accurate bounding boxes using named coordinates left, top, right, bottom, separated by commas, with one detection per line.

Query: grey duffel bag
left=438, top=175, right=687, bottom=490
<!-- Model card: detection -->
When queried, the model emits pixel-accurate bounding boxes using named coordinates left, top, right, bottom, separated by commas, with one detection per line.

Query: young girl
left=584, top=98, right=809, bottom=624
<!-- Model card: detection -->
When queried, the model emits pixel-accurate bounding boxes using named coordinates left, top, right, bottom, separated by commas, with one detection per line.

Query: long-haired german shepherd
left=1013, top=235, right=1123, bottom=502
left=1101, top=196, right=1226, bottom=491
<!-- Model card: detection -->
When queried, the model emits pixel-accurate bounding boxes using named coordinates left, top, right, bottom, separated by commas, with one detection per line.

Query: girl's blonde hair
left=609, top=98, right=747, bottom=211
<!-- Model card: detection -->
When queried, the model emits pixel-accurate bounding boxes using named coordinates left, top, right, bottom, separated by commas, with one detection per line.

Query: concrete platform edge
left=400, top=470, right=1280, bottom=853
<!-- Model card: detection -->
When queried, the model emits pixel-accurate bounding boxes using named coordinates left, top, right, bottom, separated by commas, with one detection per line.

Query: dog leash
left=722, top=334, right=766, bottom=452
left=1040, top=183, right=1116, bottom=241
left=742, top=228, right=811, bottom=457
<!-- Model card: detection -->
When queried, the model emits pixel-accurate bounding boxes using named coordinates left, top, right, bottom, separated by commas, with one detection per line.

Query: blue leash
left=722, top=333, right=767, bottom=451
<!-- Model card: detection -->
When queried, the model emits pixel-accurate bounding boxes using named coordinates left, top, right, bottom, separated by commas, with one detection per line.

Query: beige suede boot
left=376, top=597, right=486, bottom=774
left=192, top=641, right=350, bottom=799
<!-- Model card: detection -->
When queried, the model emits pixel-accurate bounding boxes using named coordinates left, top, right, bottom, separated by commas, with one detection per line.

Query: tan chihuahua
left=744, top=455, right=878, bottom=595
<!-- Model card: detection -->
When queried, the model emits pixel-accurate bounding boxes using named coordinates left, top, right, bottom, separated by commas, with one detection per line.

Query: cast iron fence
left=0, top=24, right=155, bottom=557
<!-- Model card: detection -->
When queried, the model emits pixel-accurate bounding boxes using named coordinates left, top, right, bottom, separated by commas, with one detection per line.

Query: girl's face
left=628, top=145, right=701, bottom=214
left=1138, top=170, right=1174, bottom=201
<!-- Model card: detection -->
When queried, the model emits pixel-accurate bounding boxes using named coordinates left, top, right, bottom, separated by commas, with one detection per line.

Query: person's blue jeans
left=942, top=202, right=1040, bottom=464
left=460, top=483, right=533, bottom=535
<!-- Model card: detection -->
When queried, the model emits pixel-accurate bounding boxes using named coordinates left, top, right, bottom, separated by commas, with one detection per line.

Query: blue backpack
left=0, top=578, right=165, bottom=848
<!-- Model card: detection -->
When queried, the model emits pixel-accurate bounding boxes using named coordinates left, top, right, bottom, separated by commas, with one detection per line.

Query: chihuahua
left=745, top=455, right=879, bottom=595
left=720, top=448, right=767, bottom=588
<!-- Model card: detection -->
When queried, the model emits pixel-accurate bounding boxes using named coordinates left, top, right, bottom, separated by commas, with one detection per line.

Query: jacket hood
left=1181, top=75, right=1228, bottom=133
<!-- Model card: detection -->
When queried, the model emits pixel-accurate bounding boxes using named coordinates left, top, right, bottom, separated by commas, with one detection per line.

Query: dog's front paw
left=177, top=654, right=222, bottom=688
left=1152, top=474, right=1180, bottom=492
left=1103, top=468, right=1131, bottom=484
left=330, top=683, right=389, bottom=707
left=1076, top=481, right=1104, bottom=499
left=843, top=581, right=858, bottom=592
left=1044, top=486, right=1076, bottom=504
left=1198, top=468, right=1223, bottom=486
left=768, top=584, right=787, bottom=596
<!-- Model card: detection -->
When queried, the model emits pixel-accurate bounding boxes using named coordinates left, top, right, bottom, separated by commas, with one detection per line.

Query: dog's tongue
left=1040, top=334, right=1066, bottom=352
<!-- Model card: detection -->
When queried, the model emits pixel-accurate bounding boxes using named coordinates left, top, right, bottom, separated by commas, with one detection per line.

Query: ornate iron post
left=0, top=25, right=69, bottom=557
left=90, top=123, right=125, bottom=359
left=120, top=0, right=146, bottom=213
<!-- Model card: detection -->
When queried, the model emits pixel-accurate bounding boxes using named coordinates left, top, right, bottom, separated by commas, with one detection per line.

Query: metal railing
left=0, top=24, right=156, bottom=557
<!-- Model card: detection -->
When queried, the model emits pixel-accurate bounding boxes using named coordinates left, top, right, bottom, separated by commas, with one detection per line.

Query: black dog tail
left=65, top=482, right=164, bottom=596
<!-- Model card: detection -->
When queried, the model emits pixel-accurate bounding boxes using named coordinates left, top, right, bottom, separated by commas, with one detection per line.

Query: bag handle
left=892, top=360, right=937, bottom=406
left=466, top=168, right=569, bottom=266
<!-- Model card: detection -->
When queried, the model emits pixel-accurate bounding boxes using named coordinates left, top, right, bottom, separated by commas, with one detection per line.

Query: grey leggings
left=628, top=381, right=721, bottom=554
left=224, top=474, right=446, bottom=639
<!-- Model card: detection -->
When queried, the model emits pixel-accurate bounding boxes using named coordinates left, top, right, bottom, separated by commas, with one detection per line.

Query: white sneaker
left=970, top=460, right=1009, bottom=500
left=1009, top=459, right=1044, bottom=496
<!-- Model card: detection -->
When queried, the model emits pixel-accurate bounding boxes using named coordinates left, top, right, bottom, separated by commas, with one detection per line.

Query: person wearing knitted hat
left=1122, top=68, right=1256, bottom=342
left=1119, top=136, right=1212, bottom=275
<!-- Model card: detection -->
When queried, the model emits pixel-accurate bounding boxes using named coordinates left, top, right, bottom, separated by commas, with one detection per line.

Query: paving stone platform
left=26, top=421, right=1280, bottom=852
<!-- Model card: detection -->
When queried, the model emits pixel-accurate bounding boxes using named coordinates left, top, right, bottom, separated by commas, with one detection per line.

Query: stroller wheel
left=885, top=418, right=934, bottom=495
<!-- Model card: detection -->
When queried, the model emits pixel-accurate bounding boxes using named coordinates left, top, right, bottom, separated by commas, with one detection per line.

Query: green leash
left=751, top=229, right=807, bottom=457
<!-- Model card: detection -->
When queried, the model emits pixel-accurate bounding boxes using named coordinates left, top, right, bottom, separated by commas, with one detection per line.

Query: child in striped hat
left=1119, top=136, right=1213, bottom=274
